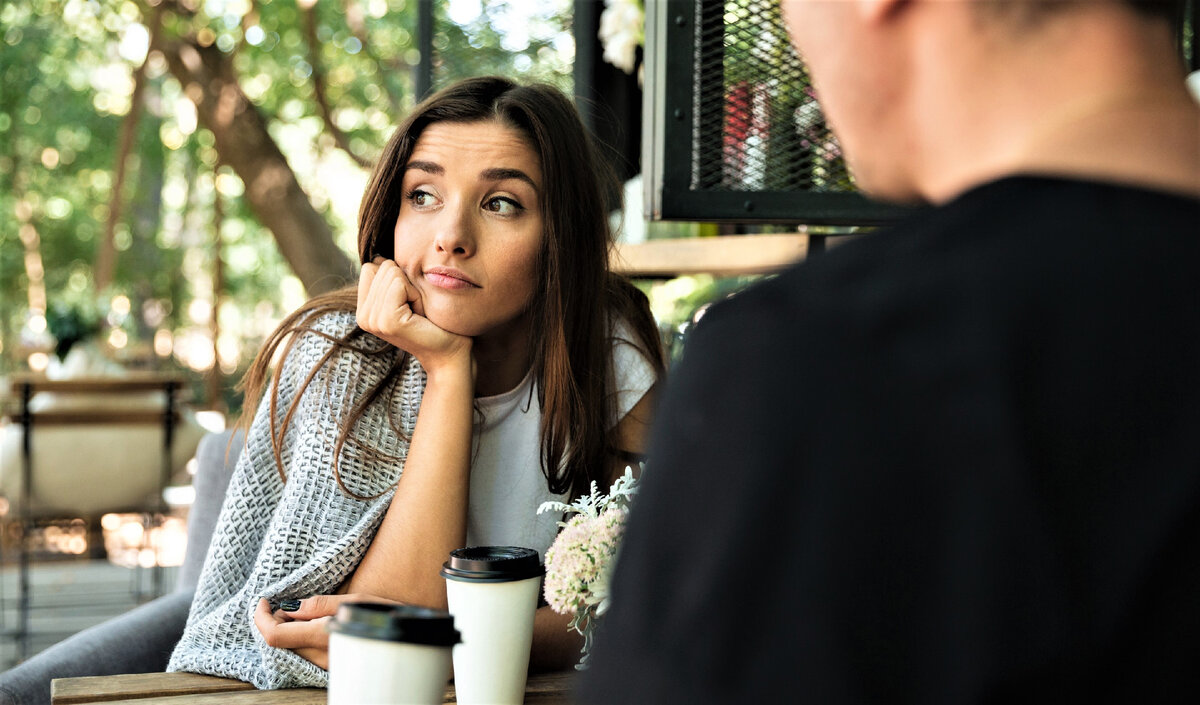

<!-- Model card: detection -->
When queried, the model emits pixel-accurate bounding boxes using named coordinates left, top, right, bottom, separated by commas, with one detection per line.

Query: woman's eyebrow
left=404, top=160, right=443, bottom=175
left=480, top=167, right=539, bottom=192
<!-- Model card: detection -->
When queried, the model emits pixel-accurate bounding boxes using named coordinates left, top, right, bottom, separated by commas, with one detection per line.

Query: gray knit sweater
left=167, top=311, right=426, bottom=689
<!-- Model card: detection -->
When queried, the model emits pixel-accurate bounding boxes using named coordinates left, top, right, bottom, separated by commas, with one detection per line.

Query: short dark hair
left=976, top=0, right=1186, bottom=27
left=974, top=0, right=1188, bottom=51
left=1123, top=0, right=1188, bottom=26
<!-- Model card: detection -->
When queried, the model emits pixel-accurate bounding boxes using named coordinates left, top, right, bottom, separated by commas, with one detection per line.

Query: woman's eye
left=406, top=189, right=435, bottom=208
left=485, top=197, right=523, bottom=216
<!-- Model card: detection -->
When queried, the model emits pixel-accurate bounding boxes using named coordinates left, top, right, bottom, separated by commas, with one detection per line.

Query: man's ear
left=857, top=0, right=906, bottom=24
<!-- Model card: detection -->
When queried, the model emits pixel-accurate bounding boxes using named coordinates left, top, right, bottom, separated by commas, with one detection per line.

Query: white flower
left=538, top=467, right=641, bottom=669
left=598, top=0, right=644, bottom=75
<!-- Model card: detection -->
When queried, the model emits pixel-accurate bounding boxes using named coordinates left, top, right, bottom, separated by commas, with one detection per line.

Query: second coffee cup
left=440, top=546, right=544, bottom=705
left=326, top=601, right=460, bottom=705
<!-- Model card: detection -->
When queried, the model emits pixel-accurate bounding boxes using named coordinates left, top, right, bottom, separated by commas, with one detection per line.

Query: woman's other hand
left=254, top=594, right=401, bottom=670
left=357, top=257, right=472, bottom=377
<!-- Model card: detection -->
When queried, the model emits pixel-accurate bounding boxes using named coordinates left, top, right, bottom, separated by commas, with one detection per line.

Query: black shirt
left=580, top=176, right=1200, bottom=704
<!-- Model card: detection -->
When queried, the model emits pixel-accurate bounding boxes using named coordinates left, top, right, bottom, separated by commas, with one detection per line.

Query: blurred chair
left=0, top=375, right=205, bottom=662
left=0, top=429, right=243, bottom=705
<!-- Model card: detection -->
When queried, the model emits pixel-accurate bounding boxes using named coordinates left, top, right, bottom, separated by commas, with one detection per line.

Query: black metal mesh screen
left=690, top=0, right=852, bottom=194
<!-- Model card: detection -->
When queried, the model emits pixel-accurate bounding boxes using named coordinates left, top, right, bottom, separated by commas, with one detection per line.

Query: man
left=582, top=0, right=1200, bottom=702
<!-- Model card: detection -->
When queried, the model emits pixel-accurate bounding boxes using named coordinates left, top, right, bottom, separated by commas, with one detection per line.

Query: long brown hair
left=240, top=76, right=665, bottom=500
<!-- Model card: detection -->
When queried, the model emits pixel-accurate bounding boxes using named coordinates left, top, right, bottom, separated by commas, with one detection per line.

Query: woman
left=167, top=76, right=663, bottom=688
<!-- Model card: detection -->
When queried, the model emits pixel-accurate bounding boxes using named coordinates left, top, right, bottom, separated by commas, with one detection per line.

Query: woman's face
left=392, top=119, right=544, bottom=341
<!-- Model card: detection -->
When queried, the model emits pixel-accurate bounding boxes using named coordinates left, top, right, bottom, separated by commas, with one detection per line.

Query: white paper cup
left=326, top=602, right=460, bottom=705
left=441, top=546, right=544, bottom=705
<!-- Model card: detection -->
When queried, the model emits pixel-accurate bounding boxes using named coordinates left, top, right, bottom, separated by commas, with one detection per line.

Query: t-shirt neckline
left=475, top=365, right=535, bottom=411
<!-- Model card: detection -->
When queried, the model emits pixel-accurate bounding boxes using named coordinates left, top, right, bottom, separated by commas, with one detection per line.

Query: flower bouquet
left=538, top=467, right=640, bottom=669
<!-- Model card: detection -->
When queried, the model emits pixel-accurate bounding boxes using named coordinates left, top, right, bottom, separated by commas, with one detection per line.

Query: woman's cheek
left=421, top=300, right=472, bottom=337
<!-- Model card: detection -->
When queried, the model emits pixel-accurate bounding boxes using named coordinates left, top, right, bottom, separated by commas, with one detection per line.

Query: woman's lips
left=424, top=267, right=479, bottom=290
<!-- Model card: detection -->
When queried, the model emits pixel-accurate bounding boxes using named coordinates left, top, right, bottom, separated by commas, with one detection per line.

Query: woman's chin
left=422, top=309, right=475, bottom=338
left=423, top=302, right=530, bottom=342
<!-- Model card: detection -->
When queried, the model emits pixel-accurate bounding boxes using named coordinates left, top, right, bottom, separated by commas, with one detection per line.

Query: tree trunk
left=156, top=38, right=357, bottom=296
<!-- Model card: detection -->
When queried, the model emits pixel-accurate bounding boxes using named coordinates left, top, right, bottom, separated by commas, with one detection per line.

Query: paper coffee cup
left=440, top=546, right=545, bottom=705
left=326, top=602, right=460, bottom=705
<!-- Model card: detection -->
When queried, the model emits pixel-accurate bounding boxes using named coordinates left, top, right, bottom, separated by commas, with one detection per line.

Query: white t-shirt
left=465, top=320, right=657, bottom=557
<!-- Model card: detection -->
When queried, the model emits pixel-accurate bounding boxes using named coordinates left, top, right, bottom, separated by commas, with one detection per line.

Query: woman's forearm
left=342, top=356, right=475, bottom=608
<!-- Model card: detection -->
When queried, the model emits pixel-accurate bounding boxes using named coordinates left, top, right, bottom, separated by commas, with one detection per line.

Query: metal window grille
left=643, top=0, right=908, bottom=224
left=644, top=0, right=1199, bottom=225
left=693, top=0, right=842, bottom=193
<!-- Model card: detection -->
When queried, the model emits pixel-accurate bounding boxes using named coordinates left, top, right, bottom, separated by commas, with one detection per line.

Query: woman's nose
left=434, top=204, right=475, bottom=256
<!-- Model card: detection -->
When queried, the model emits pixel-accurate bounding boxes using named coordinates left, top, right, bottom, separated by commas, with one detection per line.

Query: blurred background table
left=52, top=670, right=574, bottom=704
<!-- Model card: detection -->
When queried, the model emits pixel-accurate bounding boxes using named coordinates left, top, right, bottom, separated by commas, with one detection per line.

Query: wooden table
left=51, top=670, right=574, bottom=704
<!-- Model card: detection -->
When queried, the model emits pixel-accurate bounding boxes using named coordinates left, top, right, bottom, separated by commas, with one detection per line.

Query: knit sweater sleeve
left=167, top=310, right=426, bottom=689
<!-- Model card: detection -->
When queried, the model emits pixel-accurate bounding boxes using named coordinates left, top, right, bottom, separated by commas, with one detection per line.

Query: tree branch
left=156, top=36, right=357, bottom=296
left=96, top=4, right=162, bottom=292
left=303, top=4, right=373, bottom=169
left=341, top=0, right=408, bottom=114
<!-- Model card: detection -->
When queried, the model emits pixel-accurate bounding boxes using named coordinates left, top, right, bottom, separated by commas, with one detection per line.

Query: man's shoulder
left=691, top=174, right=1200, bottom=359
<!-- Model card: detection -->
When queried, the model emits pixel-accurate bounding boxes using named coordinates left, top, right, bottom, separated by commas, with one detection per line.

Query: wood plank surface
left=21, top=410, right=181, bottom=426
left=519, top=670, right=575, bottom=702
left=9, top=375, right=187, bottom=394
left=612, top=233, right=810, bottom=277
left=52, top=672, right=254, bottom=704
left=74, top=690, right=324, bottom=705
left=52, top=670, right=574, bottom=705
left=443, top=671, right=574, bottom=703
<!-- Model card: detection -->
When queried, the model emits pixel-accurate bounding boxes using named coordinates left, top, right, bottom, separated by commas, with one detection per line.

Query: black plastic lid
left=440, top=546, right=545, bottom=583
left=326, top=602, right=460, bottom=646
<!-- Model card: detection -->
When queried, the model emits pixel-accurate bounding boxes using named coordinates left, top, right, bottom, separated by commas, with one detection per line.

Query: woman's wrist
left=419, top=343, right=475, bottom=389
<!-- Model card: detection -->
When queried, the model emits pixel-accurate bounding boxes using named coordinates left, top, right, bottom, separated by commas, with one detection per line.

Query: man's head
left=780, top=0, right=1193, bottom=203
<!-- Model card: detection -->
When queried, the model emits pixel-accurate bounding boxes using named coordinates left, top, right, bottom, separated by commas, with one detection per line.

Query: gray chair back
left=176, top=428, right=243, bottom=593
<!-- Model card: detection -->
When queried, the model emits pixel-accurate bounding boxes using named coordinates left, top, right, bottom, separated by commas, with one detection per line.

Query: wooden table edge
left=52, top=669, right=577, bottom=704
left=52, top=673, right=256, bottom=704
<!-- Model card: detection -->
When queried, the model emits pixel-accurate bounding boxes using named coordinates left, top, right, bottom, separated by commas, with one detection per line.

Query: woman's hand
left=254, top=594, right=402, bottom=670
left=357, top=257, right=472, bottom=377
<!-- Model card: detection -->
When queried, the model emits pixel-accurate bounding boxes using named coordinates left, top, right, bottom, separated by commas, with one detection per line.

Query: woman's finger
left=365, top=261, right=406, bottom=322
left=362, top=262, right=426, bottom=337
left=390, top=264, right=424, bottom=316
left=359, top=261, right=395, bottom=330
left=355, top=258, right=463, bottom=361
left=357, top=259, right=382, bottom=313
left=284, top=592, right=401, bottom=621
left=256, top=611, right=332, bottom=651
left=253, top=599, right=286, bottom=641
left=384, top=273, right=412, bottom=321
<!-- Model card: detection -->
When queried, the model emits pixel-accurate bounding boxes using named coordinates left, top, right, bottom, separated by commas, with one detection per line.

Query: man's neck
left=908, top=7, right=1200, bottom=203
